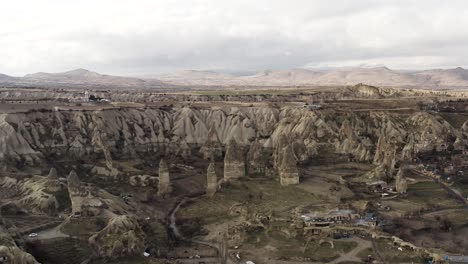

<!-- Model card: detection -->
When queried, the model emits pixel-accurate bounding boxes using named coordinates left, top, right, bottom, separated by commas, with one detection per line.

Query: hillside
left=0, top=69, right=172, bottom=90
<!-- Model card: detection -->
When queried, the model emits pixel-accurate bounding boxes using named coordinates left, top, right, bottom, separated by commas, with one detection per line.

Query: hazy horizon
left=3, top=64, right=468, bottom=79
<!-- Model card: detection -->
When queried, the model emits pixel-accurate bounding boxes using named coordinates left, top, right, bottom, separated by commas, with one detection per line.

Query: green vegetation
left=177, top=178, right=321, bottom=225
left=334, top=240, right=358, bottom=253
left=405, top=181, right=463, bottom=209
left=53, top=190, right=71, bottom=211
left=30, top=238, right=92, bottom=264
left=142, top=219, right=169, bottom=249
left=423, top=209, right=468, bottom=226
left=453, top=180, right=468, bottom=197
left=356, top=247, right=373, bottom=259
left=374, top=238, right=424, bottom=263
left=244, top=229, right=269, bottom=247
left=303, top=242, right=340, bottom=262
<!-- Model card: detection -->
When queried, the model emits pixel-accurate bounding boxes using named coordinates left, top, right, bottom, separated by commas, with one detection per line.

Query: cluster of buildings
left=300, top=209, right=377, bottom=234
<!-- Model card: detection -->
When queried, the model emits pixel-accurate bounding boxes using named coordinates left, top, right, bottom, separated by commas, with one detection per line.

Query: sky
left=1, top=0, right=468, bottom=76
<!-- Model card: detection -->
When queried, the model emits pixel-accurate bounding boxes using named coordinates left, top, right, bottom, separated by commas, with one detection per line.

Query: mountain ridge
left=1, top=68, right=171, bottom=90
left=3, top=66, right=468, bottom=89
left=154, top=66, right=468, bottom=88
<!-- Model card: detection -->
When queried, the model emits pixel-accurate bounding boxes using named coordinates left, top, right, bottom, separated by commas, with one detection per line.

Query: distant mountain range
left=0, top=68, right=170, bottom=90
left=154, top=67, right=468, bottom=88
left=2, top=67, right=468, bottom=89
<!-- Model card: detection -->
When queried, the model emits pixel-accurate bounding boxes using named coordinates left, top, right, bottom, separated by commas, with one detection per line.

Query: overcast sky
left=1, top=0, right=468, bottom=76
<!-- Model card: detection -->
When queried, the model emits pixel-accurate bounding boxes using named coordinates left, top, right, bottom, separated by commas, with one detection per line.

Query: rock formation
left=247, top=139, right=266, bottom=175
left=44, top=167, right=63, bottom=193
left=0, top=114, right=42, bottom=165
left=273, top=134, right=289, bottom=169
left=279, top=145, right=300, bottom=185
left=291, top=139, right=308, bottom=161
left=199, top=124, right=223, bottom=160
left=67, top=170, right=88, bottom=216
left=206, top=161, right=218, bottom=196
left=89, top=215, right=145, bottom=258
left=382, top=145, right=397, bottom=178
left=0, top=245, right=39, bottom=264
left=365, top=165, right=387, bottom=180
left=10, top=172, right=63, bottom=215
left=0, top=225, right=39, bottom=263
left=401, top=133, right=416, bottom=161
left=224, top=138, right=245, bottom=181
left=395, top=166, right=408, bottom=194
left=48, top=167, right=58, bottom=179
left=91, top=130, right=120, bottom=178
left=373, top=134, right=398, bottom=178
left=374, top=134, right=392, bottom=164
left=158, top=159, right=171, bottom=196
left=0, top=103, right=463, bottom=174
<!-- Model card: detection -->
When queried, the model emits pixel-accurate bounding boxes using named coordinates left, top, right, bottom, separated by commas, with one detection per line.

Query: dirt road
left=330, top=237, right=372, bottom=264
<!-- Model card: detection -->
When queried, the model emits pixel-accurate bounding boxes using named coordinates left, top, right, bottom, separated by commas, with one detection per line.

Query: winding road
left=169, top=196, right=234, bottom=264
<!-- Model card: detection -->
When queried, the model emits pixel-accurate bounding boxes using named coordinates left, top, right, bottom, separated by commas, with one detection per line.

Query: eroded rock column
left=158, top=159, right=171, bottom=196
left=67, top=170, right=88, bottom=216
left=279, top=145, right=300, bottom=185
left=206, top=161, right=218, bottom=196
left=247, top=139, right=266, bottom=175
left=224, top=138, right=245, bottom=181
left=395, top=166, right=408, bottom=194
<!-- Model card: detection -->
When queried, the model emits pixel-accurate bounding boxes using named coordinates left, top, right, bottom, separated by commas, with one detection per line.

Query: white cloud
left=1, top=0, right=468, bottom=75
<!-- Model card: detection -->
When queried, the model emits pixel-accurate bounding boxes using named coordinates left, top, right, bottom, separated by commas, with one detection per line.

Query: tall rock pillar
left=206, top=161, right=218, bottom=196
left=395, top=166, right=408, bottom=194
left=224, top=139, right=245, bottom=181
left=158, top=159, right=171, bottom=197
left=279, top=145, right=300, bottom=186
left=247, top=140, right=266, bottom=175
left=67, top=170, right=87, bottom=216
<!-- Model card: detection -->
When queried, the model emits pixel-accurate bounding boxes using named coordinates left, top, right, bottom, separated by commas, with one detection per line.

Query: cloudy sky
left=1, top=0, right=468, bottom=76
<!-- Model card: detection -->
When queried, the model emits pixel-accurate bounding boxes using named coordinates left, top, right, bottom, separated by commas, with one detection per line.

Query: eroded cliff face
left=0, top=106, right=464, bottom=174
left=89, top=215, right=145, bottom=258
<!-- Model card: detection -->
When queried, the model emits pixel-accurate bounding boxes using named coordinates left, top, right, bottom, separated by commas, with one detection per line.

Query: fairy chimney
left=224, top=138, right=245, bottom=181
left=206, top=161, right=218, bottom=196
left=158, top=159, right=171, bottom=196
left=279, top=145, right=300, bottom=186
